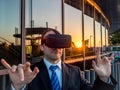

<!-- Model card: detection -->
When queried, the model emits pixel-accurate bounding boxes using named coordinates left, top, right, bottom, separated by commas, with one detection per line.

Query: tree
left=110, top=32, right=120, bottom=45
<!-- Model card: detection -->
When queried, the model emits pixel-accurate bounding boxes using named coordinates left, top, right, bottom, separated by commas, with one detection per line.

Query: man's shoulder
left=62, top=62, right=81, bottom=71
left=62, top=62, right=81, bottom=79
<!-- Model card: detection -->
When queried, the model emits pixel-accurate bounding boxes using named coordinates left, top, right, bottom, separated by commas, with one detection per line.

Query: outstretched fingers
left=18, top=64, right=25, bottom=81
left=24, top=62, right=31, bottom=71
left=96, top=48, right=101, bottom=63
left=92, top=60, right=98, bottom=71
left=1, top=59, right=39, bottom=83
left=22, top=62, right=39, bottom=82
left=11, top=65, right=17, bottom=72
left=108, top=53, right=114, bottom=62
left=1, top=59, right=11, bottom=69
left=17, top=62, right=32, bottom=81
left=32, top=67, right=39, bottom=78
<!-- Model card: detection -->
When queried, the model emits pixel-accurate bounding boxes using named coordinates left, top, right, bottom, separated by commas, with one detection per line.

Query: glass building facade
left=0, top=0, right=109, bottom=74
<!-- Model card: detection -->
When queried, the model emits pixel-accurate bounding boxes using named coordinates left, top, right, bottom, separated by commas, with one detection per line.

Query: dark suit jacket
left=26, top=59, right=117, bottom=90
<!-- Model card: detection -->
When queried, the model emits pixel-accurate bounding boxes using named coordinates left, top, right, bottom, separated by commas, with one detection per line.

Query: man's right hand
left=1, top=59, right=39, bottom=90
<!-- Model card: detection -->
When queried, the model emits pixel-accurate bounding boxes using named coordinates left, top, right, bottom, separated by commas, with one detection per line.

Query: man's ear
left=40, top=45, right=44, bottom=51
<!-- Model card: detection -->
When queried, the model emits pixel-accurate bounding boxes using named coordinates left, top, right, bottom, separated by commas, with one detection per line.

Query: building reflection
left=0, top=0, right=110, bottom=71
left=0, top=28, right=95, bottom=69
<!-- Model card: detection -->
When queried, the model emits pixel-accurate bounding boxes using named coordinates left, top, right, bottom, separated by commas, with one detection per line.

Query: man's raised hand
left=92, top=48, right=114, bottom=82
left=1, top=59, right=39, bottom=90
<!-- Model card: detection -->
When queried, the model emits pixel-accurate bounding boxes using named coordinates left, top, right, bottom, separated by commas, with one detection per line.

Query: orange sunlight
left=75, top=42, right=82, bottom=48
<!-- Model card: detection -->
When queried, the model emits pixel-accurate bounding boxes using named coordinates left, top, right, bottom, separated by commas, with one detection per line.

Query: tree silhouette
left=110, top=31, right=120, bottom=45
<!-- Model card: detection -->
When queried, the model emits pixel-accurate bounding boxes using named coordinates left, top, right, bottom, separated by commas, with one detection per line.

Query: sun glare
left=76, top=42, right=82, bottom=48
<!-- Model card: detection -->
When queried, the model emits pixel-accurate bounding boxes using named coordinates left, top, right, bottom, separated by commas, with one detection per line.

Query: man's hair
left=41, top=29, right=61, bottom=45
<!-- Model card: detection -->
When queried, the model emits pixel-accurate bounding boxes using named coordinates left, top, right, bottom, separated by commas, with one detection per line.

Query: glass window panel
left=102, top=26, right=105, bottom=52
left=0, top=0, right=21, bottom=70
left=25, top=0, right=61, bottom=62
left=84, top=15, right=94, bottom=56
left=106, top=29, right=108, bottom=46
left=65, top=4, right=82, bottom=59
left=95, top=21, right=101, bottom=47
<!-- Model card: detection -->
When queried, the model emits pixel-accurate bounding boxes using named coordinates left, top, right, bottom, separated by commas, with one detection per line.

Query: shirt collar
left=43, top=57, right=62, bottom=70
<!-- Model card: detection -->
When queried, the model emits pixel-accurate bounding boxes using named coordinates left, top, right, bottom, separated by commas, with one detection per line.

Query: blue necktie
left=49, top=65, right=61, bottom=90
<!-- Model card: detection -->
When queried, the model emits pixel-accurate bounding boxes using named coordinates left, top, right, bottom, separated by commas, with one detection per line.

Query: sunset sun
left=76, top=42, right=82, bottom=48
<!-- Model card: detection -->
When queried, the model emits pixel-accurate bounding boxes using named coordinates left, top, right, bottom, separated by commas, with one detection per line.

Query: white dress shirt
left=43, top=57, right=62, bottom=88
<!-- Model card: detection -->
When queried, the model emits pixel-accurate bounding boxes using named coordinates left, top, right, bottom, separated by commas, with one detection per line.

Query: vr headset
left=44, top=34, right=71, bottom=48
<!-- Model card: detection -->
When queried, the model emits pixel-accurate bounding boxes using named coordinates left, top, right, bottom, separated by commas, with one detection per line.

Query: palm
left=92, top=49, right=113, bottom=82
left=94, top=58, right=111, bottom=78
left=1, top=59, right=39, bottom=87
left=9, top=68, right=36, bottom=85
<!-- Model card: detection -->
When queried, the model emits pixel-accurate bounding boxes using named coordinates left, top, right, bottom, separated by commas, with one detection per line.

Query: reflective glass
left=0, top=0, right=21, bottom=69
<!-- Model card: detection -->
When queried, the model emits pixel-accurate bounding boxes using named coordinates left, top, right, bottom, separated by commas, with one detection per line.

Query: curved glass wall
left=0, top=0, right=21, bottom=70
left=0, top=0, right=110, bottom=71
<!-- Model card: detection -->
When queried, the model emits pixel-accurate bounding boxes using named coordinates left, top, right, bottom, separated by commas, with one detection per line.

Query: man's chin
left=52, top=56, right=61, bottom=60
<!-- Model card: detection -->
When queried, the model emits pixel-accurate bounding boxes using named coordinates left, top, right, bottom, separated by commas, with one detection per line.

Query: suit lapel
left=62, top=62, right=69, bottom=90
left=38, top=60, right=52, bottom=90
left=37, top=60, right=70, bottom=90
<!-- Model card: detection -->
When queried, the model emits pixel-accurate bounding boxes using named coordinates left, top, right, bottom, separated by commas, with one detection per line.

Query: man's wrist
left=99, top=77, right=109, bottom=83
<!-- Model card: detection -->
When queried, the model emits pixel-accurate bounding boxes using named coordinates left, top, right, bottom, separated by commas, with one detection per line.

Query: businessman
left=1, top=29, right=117, bottom=90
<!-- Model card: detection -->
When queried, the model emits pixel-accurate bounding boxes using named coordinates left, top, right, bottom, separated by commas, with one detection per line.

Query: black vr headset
left=44, top=34, right=71, bottom=48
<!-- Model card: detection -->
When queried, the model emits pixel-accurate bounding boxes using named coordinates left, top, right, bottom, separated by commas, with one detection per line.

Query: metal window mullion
left=82, top=0, right=85, bottom=71
left=108, top=26, right=110, bottom=46
left=93, top=7, right=96, bottom=56
left=21, top=0, right=26, bottom=64
left=61, top=0, right=65, bottom=61
left=105, top=24, right=107, bottom=52
left=100, top=16, right=103, bottom=53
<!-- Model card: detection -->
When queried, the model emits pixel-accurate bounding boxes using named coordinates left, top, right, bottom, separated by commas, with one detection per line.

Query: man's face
left=41, top=31, right=63, bottom=62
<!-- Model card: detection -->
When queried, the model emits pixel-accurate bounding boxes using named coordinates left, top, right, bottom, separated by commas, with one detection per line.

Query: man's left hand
left=92, top=48, right=114, bottom=82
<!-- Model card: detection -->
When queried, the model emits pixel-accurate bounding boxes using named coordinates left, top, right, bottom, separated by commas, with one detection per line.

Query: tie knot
left=49, top=65, right=58, bottom=71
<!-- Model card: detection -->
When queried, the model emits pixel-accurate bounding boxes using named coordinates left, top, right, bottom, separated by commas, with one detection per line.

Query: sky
left=0, top=0, right=20, bottom=43
left=0, top=0, right=107, bottom=47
